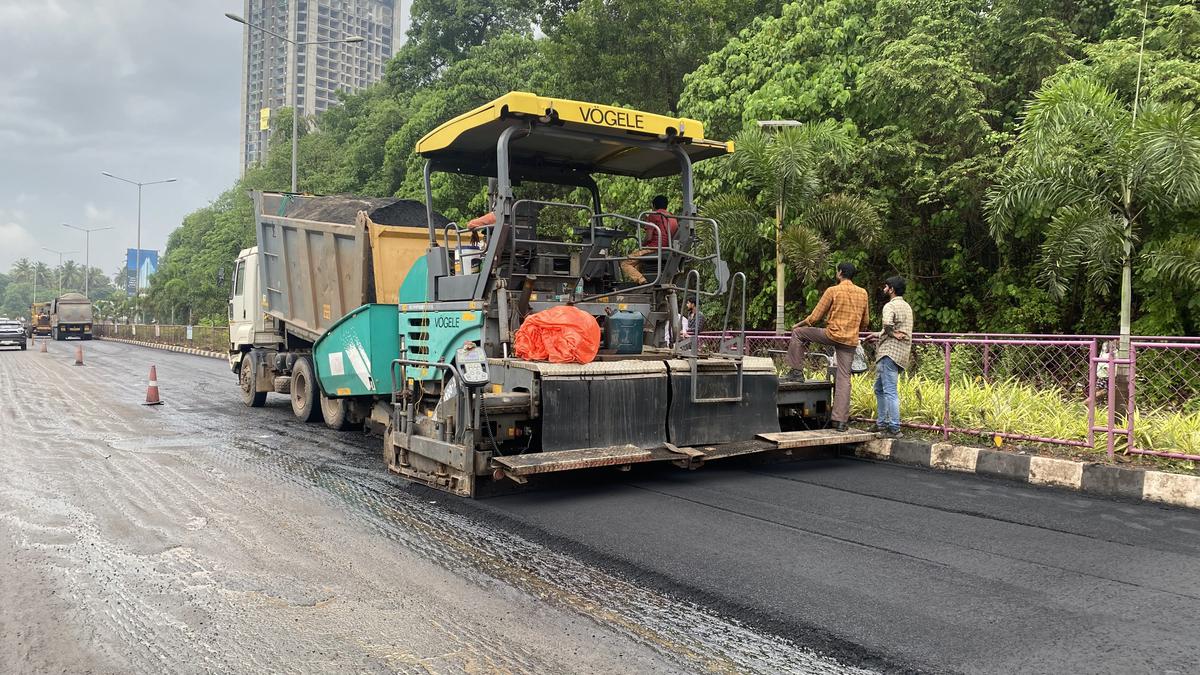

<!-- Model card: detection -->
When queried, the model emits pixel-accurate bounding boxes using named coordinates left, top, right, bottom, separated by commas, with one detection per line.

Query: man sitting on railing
left=621, top=195, right=678, bottom=285
left=784, top=262, right=870, bottom=432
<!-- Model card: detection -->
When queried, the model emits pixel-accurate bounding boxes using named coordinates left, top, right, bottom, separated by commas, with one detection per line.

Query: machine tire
left=240, top=354, right=267, bottom=407
left=290, top=356, right=323, bottom=423
left=320, top=393, right=350, bottom=430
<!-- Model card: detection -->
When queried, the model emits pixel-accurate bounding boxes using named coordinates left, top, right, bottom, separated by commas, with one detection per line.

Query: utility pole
left=42, top=247, right=77, bottom=297
left=62, top=223, right=113, bottom=300
left=101, top=172, right=177, bottom=296
left=225, top=12, right=364, bottom=192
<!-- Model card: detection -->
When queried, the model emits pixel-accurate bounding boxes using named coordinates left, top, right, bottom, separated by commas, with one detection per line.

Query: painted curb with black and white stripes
left=95, top=336, right=227, bottom=361
left=851, top=438, right=1200, bottom=511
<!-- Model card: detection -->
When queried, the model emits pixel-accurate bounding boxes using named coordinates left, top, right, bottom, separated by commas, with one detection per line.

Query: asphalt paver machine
left=313, top=92, right=841, bottom=496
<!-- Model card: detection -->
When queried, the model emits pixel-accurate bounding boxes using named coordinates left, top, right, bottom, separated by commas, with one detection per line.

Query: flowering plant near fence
left=701, top=331, right=1200, bottom=462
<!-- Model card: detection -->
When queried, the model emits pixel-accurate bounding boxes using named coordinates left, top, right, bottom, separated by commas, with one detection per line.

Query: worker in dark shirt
left=622, top=195, right=678, bottom=285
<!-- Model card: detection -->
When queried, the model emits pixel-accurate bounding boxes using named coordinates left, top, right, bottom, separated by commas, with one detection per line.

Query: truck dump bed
left=253, top=192, right=449, bottom=343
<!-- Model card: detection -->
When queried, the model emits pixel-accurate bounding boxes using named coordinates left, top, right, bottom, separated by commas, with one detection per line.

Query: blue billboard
left=125, top=248, right=158, bottom=295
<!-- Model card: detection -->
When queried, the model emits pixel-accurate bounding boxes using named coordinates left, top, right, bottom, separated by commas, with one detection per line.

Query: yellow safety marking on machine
left=618, top=303, right=627, bottom=310
left=468, top=301, right=478, bottom=310
left=492, top=384, right=502, bottom=394
left=531, top=293, right=538, bottom=301
left=336, top=387, right=351, bottom=396
left=323, top=304, right=331, bottom=320
left=462, top=312, right=476, bottom=321
left=401, top=304, right=408, bottom=312
left=599, top=296, right=609, bottom=303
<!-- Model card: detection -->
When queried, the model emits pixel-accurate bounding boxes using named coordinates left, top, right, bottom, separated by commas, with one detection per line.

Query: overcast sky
left=0, top=0, right=249, bottom=278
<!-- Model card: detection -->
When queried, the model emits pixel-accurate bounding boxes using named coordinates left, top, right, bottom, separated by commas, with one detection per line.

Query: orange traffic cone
left=74, top=344, right=84, bottom=366
left=40, top=338, right=47, bottom=353
left=143, top=365, right=163, bottom=405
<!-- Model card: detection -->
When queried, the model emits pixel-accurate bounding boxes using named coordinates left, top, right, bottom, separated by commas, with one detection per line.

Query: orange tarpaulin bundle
left=514, top=305, right=601, bottom=364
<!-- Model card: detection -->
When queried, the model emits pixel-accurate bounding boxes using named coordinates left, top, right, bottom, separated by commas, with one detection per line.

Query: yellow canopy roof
left=415, top=92, right=733, bottom=179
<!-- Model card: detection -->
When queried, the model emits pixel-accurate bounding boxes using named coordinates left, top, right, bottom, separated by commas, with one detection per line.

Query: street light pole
left=101, top=172, right=176, bottom=295
left=62, top=224, right=113, bottom=300
left=225, top=12, right=364, bottom=193
left=42, top=247, right=77, bottom=297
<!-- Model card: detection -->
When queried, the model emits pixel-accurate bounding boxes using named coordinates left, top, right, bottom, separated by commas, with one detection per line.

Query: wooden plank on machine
left=757, top=430, right=877, bottom=449
left=494, top=445, right=653, bottom=476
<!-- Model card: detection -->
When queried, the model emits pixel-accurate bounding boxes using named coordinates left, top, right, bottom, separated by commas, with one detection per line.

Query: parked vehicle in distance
left=28, top=302, right=51, bottom=337
left=0, top=318, right=28, bottom=350
left=50, top=293, right=93, bottom=340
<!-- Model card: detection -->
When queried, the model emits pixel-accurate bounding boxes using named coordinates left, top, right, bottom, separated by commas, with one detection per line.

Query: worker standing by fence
left=867, top=276, right=913, bottom=437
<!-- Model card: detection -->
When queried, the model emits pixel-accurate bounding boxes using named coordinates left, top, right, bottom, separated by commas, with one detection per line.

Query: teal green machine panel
left=314, top=303, right=400, bottom=397
left=397, top=305, right=484, bottom=381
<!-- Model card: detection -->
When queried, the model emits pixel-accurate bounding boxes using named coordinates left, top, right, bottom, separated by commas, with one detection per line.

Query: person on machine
left=621, top=195, right=678, bottom=285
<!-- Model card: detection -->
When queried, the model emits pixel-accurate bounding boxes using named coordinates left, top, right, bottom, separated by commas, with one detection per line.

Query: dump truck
left=28, top=302, right=51, bottom=338
left=230, top=92, right=845, bottom=497
left=227, top=195, right=448, bottom=428
left=50, top=293, right=93, bottom=340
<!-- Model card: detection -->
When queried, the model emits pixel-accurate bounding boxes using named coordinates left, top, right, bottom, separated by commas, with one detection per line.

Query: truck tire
left=240, top=354, right=267, bottom=408
left=290, top=356, right=323, bottom=423
left=320, top=393, right=349, bottom=430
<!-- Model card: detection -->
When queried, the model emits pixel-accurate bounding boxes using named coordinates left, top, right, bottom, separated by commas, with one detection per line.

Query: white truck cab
left=228, top=246, right=266, bottom=370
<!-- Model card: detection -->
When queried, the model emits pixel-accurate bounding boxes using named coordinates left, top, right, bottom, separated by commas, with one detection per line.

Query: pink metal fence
left=700, top=331, right=1200, bottom=462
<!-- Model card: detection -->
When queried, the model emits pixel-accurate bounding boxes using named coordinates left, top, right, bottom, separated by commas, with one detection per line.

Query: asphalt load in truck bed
left=6, top=339, right=1200, bottom=674
left=283, top=195, right=451, bottom=230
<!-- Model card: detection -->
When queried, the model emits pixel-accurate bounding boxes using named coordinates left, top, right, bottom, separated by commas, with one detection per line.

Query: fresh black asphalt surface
left=41, top=339, right=1200, bottom=673
left=470, top=449, right=1200, bottom=673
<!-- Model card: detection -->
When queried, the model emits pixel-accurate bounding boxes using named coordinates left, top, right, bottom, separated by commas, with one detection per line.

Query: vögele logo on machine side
left=577, top=106, right=645, bottom=130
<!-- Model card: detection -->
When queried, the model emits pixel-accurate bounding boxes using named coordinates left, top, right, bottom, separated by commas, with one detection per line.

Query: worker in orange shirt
left=784, top=262, right=870, bottom=432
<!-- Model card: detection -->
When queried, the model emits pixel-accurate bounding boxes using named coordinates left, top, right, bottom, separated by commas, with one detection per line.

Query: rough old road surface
left=2, top=340, right=1199, bottom=674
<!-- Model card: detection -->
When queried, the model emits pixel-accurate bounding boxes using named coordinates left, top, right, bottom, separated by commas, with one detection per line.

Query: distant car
left=0, top=319, right=27, bottom=350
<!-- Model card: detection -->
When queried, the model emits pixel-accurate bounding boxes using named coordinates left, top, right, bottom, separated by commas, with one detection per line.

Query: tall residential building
left=238, top=0, right=405, bottom=171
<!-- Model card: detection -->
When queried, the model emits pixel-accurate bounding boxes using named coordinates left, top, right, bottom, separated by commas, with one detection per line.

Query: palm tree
left=987, top=75, right=1200, bottom=405
left=10, top=258, right=32, bottom=279
left=705, top=122, right=881, bottom=333
left=61, top=260, right=82, bottom=292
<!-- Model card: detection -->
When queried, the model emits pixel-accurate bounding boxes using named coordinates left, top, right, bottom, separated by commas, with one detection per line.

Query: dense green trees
left=145, top=0, right=1199, bottom=334
left=0, top=258, right=118, bottom=319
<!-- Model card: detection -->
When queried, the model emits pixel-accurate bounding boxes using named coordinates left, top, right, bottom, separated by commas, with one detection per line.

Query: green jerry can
left=605, top=309, right=644, bottom=354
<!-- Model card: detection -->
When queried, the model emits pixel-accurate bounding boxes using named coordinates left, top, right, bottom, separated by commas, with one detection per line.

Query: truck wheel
left=240, top=355, right=267, bottom=408
left=320, top=393, right=350, bottom=430
left=290, top=356, right=323, bottom=423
